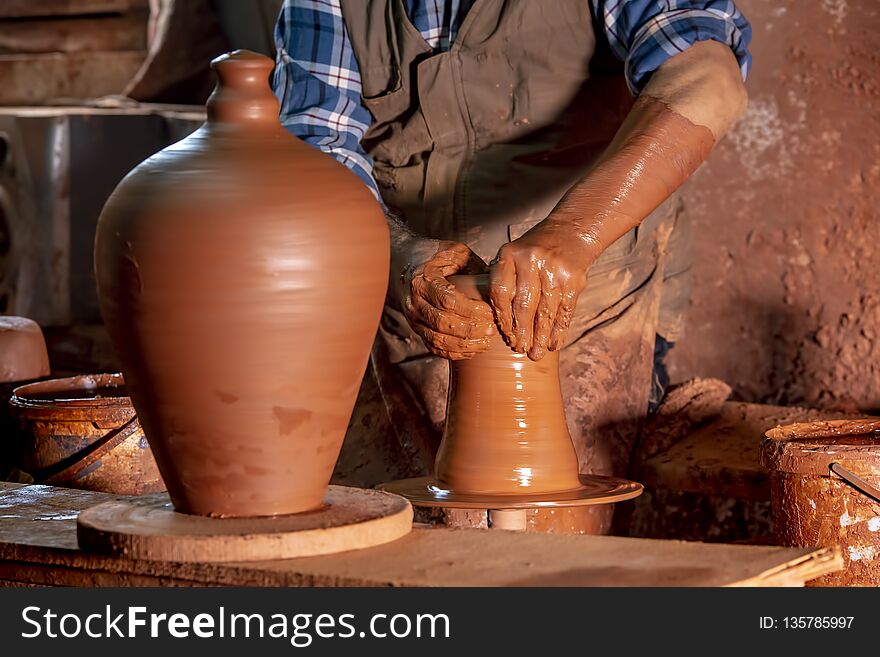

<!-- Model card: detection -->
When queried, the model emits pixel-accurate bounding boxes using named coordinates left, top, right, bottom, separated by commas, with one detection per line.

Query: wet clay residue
left=434, top=275, right=582, bottom=495
left=94, top=51, right=389, bottom=517
left=0, top=317, right=50, bottom=383
left=17, top=387, right=128, bottom=403
left=17, top=388, right=127, bottom=402
left=551, top=94, right=714, bottom=248
left=762, top=419, right=880, bottom=477
left=766, top=418, right=880, bottom=442
left=10, top=373, right=129, bottom=410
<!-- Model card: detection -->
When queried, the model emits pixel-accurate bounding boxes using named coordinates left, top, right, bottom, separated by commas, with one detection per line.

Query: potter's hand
left=392, top=236, right=495, bottom=360
left=489, top=220, right=598, bottom=361
left=491, top=41, right=747, bottom=361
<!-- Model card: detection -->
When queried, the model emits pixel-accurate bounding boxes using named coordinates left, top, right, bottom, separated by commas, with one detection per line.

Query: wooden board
left=0, top=51, right=145, bottom=105
left=0, top=14, right=148, bottom=55
left=0, top=483, right=841, bottom=587
left=0, top=0, right=146, bottom=19
left=77, top=487, right=413, bottom=562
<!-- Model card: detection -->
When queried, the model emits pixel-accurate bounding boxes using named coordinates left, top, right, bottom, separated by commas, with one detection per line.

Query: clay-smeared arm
left=387, top=211, right=495, bottom=361
left=489, top=40, right=748, bottom=360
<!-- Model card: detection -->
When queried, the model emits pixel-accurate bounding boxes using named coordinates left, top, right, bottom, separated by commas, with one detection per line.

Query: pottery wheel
left=76, top=485, right=413, bottom=562
left=377, top=474, right=643, bottom=510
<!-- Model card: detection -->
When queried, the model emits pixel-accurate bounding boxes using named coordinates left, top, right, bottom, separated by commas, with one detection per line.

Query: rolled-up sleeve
left=594, top=0, right=753, bottom=95
left=272, top=0, right=381, bottom=199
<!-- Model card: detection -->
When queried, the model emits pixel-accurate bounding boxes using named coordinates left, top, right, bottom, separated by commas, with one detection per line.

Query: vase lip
left=211, top=49, right=275, bottom=70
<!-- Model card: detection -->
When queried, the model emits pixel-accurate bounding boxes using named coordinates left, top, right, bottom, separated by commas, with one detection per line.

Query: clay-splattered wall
left=668, top=0, right=880, bottom=413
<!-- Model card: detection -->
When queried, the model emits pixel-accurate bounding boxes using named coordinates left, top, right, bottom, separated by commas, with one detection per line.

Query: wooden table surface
left=0, top=483, right=841, bottom=587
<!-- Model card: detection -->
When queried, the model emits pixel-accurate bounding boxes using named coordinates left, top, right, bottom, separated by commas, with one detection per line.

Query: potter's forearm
left=385, top=208, right=415, bottom=251
left=547, top=96, right=714, bottom=258
left=386, top=208, right=436, bottom=311
left=385, top=208, right=418, bottom=311
left=549, top=40, right=747, bottom=258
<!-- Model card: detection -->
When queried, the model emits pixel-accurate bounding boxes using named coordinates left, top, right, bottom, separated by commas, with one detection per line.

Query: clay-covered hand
left=392, top=237, right=495, bottom=360
left=489, top=40, right=748, bottom=362
left=489, top=220, right=600, bottom=361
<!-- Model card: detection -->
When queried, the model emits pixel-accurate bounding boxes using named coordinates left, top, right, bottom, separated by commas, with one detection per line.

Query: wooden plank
left=0, top=14, right=148, bottom=54
left=0, top=483, right=842, bottom=587
left=0, top=51, right=145, bottom=104
left=0, top=0, right=146, bottom=19
left=639, top=402, right=862, bottom=501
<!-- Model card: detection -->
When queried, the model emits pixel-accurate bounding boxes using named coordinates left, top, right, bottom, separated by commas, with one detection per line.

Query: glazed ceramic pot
left=9, top=373, right=165, bottom=495
left=94, top=51, right=389, bottom=517
left=435, top=275, right=582, bottom=495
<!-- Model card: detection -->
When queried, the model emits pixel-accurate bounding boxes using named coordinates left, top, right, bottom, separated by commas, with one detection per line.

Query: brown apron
left=340, top=0, right=691, bottom=532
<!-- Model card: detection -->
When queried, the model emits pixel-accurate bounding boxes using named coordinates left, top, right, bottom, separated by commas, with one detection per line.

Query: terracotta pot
left=435, top=275, right=582, bottom=495
left=94, top=51, right=389, bottom=517
left=761, top=419, right=880, bottom=586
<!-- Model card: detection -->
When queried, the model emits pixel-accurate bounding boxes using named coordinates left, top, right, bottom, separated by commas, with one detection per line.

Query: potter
left=275, top=1, right=751, bottom=532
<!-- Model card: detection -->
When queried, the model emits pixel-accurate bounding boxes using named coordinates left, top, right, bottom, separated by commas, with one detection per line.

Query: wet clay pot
left=761, top=419, right=880, bottom=586
left=94, top=51, right=389, bottom=517
left=435, top=275, right=582, bottom=495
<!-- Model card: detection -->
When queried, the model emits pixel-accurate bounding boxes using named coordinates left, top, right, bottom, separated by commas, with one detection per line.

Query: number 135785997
left=759, top=617, right=854, bottom=629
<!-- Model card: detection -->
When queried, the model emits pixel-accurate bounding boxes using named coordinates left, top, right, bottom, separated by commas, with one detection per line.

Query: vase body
left=94, top=51, right=389, bottom=517
left=435, top=275, right=582, bottom=495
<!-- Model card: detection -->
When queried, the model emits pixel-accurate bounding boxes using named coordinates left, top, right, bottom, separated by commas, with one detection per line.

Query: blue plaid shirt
left=273, top=1, right=752, bottom=200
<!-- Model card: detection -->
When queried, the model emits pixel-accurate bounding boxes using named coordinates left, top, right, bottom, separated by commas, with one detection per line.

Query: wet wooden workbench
left=625, top=402, right=868, bottom=542
left=0, top=483, right=841, bottom=587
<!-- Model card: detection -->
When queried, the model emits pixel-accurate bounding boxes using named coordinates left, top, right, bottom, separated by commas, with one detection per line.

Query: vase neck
left=206, top=50, right=280, bottom=128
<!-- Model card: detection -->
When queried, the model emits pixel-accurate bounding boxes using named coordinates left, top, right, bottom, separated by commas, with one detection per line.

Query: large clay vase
left=435, top=275, right=582, bottom=495
left=94, top=51, right=389, bottom=517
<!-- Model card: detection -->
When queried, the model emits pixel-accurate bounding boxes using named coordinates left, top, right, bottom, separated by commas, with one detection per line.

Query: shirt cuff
left=625, top=8, right=753, bottom=95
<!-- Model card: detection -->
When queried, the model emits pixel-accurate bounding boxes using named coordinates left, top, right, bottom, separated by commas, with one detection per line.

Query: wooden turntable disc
left=77, top=485, right=413, bottom=562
